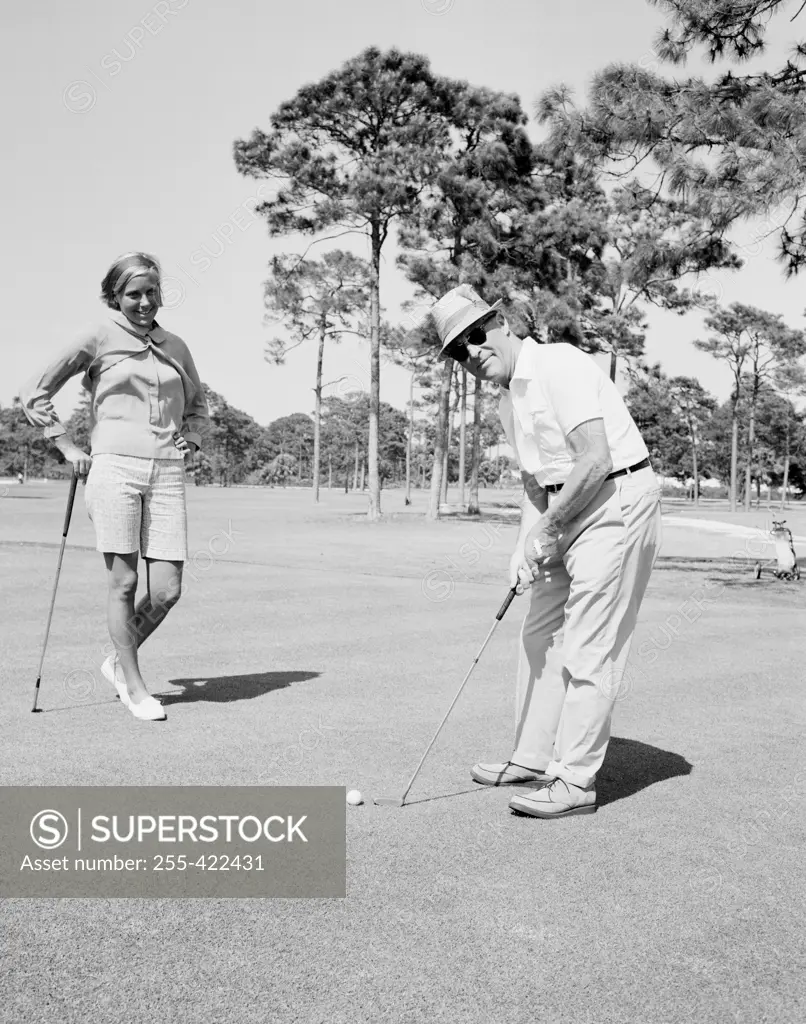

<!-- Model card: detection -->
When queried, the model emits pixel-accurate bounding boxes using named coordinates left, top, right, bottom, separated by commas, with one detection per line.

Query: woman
left=20, top=252, right=210, bottom=721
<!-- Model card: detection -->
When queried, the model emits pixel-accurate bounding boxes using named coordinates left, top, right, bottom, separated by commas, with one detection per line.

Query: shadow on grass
left=156, top=670, right=320, bottom=705
left=654, top=556, right=753, bottom=572
left=387, top=739, right=692, bottom=809
left=403, top=786, right=485, bottom=807
left=653, top=557, right=766, bottom=587
left=442, top=513, right=519, bottom=524
left=596, top=737, right=692, bottom=807
left=36, top=698, right=119, bottom=714
left=654, top=557, right=806, bottom=594
left=717, top=577, right=805, bottom=590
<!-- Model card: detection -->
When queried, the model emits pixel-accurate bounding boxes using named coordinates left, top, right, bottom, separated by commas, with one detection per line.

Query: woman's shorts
left=85, top=454, right=187, bottom=561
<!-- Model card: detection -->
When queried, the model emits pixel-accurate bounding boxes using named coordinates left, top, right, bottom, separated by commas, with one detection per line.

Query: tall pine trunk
left=428, top=359, right=454, bottom=520
left=744, top=392, right=757, bottom=512
left=440, top=363, right=457, bottom=507
left=405, top=369, right=414, bottom=504
left=467, top=376, right=482, bottom=515
left=312, top=319, right=325, bottom=503
left=353, top=441, right=360, bottom=491
left=458, top=367, right=467, bottom=506
left=686, top=413, right=699, bottom=508
left=781, top=416, right=791, bottom=510
left=691, top=438, right=699, bottom=508
left=367, top=224, right=382, bottom=520
left=730, top=405, right=739, bottom=513
left=440, top=370, right=460, bottom=509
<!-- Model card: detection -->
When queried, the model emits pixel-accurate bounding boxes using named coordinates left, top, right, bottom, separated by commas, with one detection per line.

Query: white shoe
left=127, top=695, right=167, bottom=721
left=101, top=654, right=130, bottom=707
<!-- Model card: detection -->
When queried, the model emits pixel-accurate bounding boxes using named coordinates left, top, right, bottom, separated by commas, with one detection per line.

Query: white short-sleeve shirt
left=498, top=340, right=649, bottom=486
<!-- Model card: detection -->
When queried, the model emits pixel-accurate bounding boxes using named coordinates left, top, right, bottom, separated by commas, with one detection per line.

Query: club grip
left=496, top=586, right=518, bottom=621
left=62, top=470, right=79, bottom=537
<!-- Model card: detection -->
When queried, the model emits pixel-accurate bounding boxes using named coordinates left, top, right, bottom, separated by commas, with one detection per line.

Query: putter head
left=373, top=796, right=405, bottom=807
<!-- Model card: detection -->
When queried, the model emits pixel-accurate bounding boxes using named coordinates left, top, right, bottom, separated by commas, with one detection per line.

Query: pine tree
left=263, top=251, right=369, bottom=502
left=668, top=376, right=717, bottom=504
left=539, top=0, right=806, bottom=271
left=234, top=47, right=447, bottom=520
left=694, top=303, right=806, bottom=509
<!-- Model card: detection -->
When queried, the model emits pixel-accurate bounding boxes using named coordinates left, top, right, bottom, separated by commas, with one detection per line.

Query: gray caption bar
left=1, top=787, right=346, bottom=898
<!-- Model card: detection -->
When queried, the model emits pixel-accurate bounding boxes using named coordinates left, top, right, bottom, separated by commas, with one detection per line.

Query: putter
left=374, top=584, right=519, bottom=807
left=31, top=468, right=79, bottom=712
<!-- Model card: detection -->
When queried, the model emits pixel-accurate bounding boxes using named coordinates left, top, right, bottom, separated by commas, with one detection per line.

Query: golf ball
left=346, top=789, right=363, bottom=806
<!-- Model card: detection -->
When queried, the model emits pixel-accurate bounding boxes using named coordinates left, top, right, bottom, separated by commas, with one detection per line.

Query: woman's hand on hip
left=172, top=431, right=197, bottom=458
left=57, top=442, right=92, bottom=480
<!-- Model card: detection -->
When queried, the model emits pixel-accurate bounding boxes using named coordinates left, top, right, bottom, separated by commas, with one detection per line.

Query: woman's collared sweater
left=20, top=312, right=210, bottom=459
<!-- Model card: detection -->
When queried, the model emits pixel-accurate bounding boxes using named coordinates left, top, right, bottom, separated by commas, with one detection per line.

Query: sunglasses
left=444, top=323, right=489, bottom=362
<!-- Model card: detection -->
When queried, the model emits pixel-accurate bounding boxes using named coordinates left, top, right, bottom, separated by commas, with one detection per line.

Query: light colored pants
left=512, top=466, right=662, bottom=789
left=85, top=454, right=188, bottom=561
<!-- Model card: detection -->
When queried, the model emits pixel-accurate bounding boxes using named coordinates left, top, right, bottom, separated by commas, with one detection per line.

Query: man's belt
left=543, top=458, right=651, bottom=494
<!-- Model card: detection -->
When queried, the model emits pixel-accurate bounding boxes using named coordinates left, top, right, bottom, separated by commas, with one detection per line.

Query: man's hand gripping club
left=509, top=472, right=559, bottom=594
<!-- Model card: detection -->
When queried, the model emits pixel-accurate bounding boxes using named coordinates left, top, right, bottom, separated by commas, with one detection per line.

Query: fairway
left=1, top=482, right=804, bottom=1023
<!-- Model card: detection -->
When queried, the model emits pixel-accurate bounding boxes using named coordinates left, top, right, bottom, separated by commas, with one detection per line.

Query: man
left=431, top=284, right=662, bottom=819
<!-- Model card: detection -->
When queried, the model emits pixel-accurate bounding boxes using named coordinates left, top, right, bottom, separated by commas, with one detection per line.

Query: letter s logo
left=30, top=810, right=69, bottom=849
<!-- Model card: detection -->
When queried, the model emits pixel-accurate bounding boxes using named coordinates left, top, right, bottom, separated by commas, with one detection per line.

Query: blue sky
left=4, top=0, right=804, bottom=426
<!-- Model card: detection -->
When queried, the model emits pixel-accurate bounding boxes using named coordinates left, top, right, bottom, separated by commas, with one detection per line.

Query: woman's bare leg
left=104, top=552, right=150, bottom=704
left=130, top=559, right=183, bottom=647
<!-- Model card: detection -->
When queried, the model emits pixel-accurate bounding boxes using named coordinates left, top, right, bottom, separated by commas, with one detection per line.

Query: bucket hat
left=431, top=285, right=502, bottom=359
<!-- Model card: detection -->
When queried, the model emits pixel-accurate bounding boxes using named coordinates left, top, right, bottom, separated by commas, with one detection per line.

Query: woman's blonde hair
left=100, top=252, right=162, bottom=310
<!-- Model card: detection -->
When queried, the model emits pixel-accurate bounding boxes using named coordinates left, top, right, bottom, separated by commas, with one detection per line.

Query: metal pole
left=396, top=586, right=517, bottom=805
left=31, top=470, right=78, bottom=712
